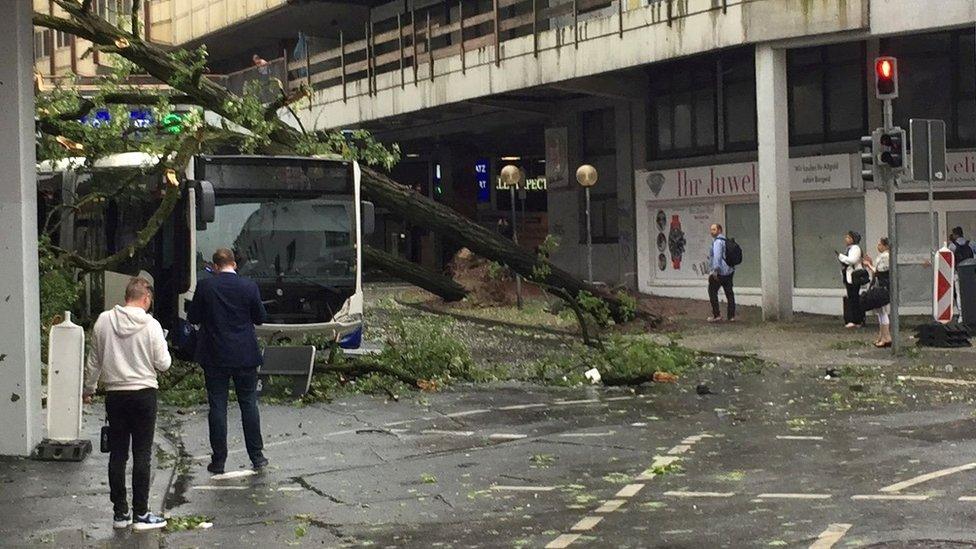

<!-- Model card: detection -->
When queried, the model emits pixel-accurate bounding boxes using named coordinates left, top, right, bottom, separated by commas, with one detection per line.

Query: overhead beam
left=370, top=109, right=548, bottom=142
left=464, top=97, right=556, bottom=117
left=548, top=73, right=648, bottom=102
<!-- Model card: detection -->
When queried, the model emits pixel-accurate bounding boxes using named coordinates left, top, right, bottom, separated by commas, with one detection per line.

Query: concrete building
left=269, top=0, right=974, bottom=319
left=32, top=0, right=976, bottom=318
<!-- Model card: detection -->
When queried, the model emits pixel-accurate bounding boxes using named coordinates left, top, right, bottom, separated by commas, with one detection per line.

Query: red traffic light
left=877, top=58, right=893, bottom=79
left=875, top=57, right=898, bottom=100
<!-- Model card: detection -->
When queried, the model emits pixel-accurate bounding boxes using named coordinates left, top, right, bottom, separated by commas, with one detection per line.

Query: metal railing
left=285, top=0, right=712, bottom=100
left=218, top=57, right=289, bottom=104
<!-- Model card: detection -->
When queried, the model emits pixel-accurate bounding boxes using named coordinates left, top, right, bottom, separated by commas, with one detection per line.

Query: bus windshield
left=196, top=197, right=357, bottom=324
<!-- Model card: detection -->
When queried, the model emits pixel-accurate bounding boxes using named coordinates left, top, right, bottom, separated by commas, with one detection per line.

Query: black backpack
left=955, top=240, right=975, bottom=264
left=724, top=238, right=743, bottom=267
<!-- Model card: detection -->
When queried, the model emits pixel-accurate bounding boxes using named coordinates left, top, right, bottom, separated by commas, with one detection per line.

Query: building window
left=787, top=42, right=867, bottom=146
left=884, top=30, right=976, bottom=149
left=34, top=31, right=51, bottom=59
left=648, top=59, right=716, bottom=159
left=722, top=51, right=758, bottom=152
left=580, top=108, right=618, bottom=244
left=792, top=197, right=865, bottom=289
left=92, top=0, right=132, bottom=25
left=55, top=31, right=71, bottom=49
left=648, top=48, right=756, bottom=160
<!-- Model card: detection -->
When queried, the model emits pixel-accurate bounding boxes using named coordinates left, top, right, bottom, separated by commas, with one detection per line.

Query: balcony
left=284, top=0, right=868, bottom=128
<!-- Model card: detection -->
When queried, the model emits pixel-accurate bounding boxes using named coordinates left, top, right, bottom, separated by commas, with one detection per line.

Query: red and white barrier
left=934, top=246, right=955, bottom=324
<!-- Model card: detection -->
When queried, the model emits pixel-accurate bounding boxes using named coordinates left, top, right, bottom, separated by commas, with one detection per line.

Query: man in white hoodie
left=84, top=277, right=171, bottom=531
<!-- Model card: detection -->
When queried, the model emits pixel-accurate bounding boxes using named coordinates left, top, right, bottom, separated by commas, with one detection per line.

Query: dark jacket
left=188, top=271, right=267, bottom=369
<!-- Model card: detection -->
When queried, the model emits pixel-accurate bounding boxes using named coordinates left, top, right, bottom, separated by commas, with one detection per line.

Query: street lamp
left=500, top=164, right=524, bottom=309
left=576, top=164, right=598, bottom=283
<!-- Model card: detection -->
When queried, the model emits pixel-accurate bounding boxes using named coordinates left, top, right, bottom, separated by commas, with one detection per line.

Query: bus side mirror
left=194, top=180, right=216, bottom=228
left=362, top=201, right=376, bottom=235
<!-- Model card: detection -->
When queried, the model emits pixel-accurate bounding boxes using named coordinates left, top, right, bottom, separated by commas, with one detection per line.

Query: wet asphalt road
left=7, top=358, right=976, bottom=548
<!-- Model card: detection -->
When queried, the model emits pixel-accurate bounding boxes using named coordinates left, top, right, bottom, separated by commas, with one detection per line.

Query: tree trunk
left=364, top=245, right=467, bottom=302
left=34, top=4, right=660, bottom=326
left=359, top=167, right=659, bottom=324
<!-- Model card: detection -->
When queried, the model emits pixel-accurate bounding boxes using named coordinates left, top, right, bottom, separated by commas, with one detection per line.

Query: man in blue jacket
left=188, top=248, right=269, bottom=474
left=707, top=223, right=736, bottom=323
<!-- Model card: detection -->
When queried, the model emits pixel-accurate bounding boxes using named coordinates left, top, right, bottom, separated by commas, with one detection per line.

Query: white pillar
left=0, top=0, right=41, bottom=456
left=755, top=45, right=794, bottom=321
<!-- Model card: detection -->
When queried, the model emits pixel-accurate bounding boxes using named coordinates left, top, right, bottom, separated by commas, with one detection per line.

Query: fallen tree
left=364, top=245, right=467, bottom=302
left=34, top=1, right=659, bottom=325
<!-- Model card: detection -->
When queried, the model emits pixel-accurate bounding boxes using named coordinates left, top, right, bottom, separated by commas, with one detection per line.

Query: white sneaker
left=132, top=512, right=167, bottom=531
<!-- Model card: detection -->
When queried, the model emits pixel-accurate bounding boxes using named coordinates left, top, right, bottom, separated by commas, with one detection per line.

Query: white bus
left=38, top=153, right=372, bottom=351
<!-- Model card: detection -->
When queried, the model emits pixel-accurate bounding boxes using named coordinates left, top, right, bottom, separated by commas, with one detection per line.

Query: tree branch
left=50, top=92, right=199, bottom=122
left=131, top=0, right=141, bottom=36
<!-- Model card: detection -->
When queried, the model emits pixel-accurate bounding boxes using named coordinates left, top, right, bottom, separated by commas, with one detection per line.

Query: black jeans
left=105, top=389, right=157, bottom=517
left=204, top=367, right=265, bottom=466
left=708, top=273, right=736, bottom=319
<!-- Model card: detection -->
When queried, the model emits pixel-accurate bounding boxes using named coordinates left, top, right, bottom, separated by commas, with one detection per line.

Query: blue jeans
left=204, top=367, right=265, bottom=466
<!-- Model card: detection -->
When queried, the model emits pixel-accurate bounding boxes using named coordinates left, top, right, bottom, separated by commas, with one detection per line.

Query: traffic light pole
left=882, top=99, right=901, bottom=354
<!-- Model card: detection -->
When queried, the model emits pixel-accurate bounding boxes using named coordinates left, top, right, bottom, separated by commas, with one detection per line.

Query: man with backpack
left=948, top=227, right=975, bottom=321
left=707, top=223, right=740, bottom=322
left=949, top=227, right=975, bottom=265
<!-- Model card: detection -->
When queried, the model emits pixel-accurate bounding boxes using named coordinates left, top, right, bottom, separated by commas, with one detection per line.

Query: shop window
left=581, top=108, right=616, bottom=156
left=792, top=197, right=865, bottom=289
left=580, top=109, right=618, bottom=244
left=788, top=42, right=867, bottom=146
left=724, top=203, right=760, bottom=287
left=496, top=164, right=548, bottom=214
left=884, top=30, right=976, bottom=149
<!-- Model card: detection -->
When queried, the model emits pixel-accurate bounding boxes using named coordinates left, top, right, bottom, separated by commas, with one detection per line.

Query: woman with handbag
left=862, top=237, right=892, bottom=348
left=837, top=231, right=868, bottom=329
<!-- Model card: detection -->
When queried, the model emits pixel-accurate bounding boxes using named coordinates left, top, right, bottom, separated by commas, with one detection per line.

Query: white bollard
left=935, top=246, right=955, bottom=324
left=32, top=311, right=91, bottom=461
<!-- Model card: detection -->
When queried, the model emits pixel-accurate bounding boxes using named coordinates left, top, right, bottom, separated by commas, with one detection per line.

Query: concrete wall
left=548, top=95, right=643, bottom=287
left=161, top=0, right=287, bottom=46
left=869, top=0, right=975, bottom=36
left=302, top=0, right=870, bottom=130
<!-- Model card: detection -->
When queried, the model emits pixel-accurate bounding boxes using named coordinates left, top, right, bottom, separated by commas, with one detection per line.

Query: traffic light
left=879, top=128, right=906, bottom=169
left=860, top=132, right=879, bottom=184
left=875, top=57, right=898, bottom=100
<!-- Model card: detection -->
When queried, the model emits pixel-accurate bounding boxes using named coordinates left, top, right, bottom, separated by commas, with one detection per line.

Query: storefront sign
left=475, top=158, right=490, bottom=203
left=637, top=153, right=855, bottom=202
left=496, top=176, right=547, bottom=190
left=545, top=127, right=569, bottom=189
left=946, top=150, right=976, bottom=186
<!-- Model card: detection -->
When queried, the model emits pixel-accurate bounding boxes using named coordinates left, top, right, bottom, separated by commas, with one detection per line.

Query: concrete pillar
left=755, top=45, right=794, bottom=321
left=0, top=0, right=41, bottom=456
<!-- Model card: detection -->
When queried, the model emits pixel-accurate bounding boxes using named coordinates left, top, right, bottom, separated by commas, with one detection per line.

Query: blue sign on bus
left=475, top=158, right=490, bottom=203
